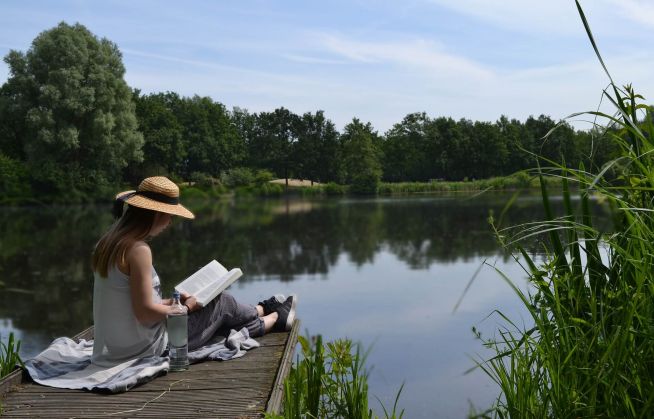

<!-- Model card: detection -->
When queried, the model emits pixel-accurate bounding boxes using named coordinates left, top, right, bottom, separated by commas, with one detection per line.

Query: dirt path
left=269, top=179, right=321, bottom=187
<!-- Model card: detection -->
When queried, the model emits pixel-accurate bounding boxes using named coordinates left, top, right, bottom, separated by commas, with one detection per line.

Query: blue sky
left=1, top=0, right=653, bottom=132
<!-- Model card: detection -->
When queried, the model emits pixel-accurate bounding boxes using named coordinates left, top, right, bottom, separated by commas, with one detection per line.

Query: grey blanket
left=24, top=328, right=259, bottom=393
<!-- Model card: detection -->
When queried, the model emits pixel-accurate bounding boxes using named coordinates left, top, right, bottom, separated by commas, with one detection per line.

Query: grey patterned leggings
left=187, top=292, right=264, bottom=350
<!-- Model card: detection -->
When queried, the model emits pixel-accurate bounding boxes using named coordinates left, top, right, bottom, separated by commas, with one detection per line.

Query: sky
left=1, top=0, right=654, bottom=133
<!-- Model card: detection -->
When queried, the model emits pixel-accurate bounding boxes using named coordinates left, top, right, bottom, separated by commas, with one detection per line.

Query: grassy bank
left=472, top=4, right=654, bottom=417
left=377, top=173, right=560, bottom=195
left=0, top=168, right=560, bottom=206
left=176, top=172, right=562, bottom=201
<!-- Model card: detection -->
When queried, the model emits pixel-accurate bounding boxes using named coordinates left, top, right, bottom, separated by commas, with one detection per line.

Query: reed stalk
left=268, top=334, right=404, bottom=419
left=0, top=332, right=24, bottom=378
left=473, top=2, right=654, bottom=417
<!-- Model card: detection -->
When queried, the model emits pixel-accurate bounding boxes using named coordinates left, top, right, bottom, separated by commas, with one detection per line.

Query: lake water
left=0, top=192, right=585, bottom=417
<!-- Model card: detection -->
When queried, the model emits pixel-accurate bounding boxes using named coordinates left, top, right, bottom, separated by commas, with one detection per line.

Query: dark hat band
left=120, top=190, right=180, bottom=205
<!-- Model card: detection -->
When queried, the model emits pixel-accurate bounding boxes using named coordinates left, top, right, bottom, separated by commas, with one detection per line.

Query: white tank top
left=91, top=266, right=167, bottom=366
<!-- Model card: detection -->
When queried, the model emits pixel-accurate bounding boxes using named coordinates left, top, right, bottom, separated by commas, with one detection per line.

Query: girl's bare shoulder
left=128, top=241, right=152, bottom=260
left=119, top=241, right=151, bottom=275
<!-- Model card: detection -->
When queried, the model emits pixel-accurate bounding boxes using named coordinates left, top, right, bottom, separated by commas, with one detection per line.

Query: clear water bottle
left=167, top=290, right=189, bottom=371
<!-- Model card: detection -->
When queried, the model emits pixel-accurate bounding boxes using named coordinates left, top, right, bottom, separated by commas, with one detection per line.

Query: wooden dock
left=0, top=320, right=299, bottom=418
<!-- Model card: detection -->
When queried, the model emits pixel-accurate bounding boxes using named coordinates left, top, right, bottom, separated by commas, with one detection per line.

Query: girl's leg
left=262, top=312, right=278, bottom=333
left=187, top=292, right=265, bottom=350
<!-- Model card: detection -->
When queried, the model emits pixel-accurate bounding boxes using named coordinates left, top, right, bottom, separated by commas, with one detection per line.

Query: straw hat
left=116, top=176, right=195, bottom=219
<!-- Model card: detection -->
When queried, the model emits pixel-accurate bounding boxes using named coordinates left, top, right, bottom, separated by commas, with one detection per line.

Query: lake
left=0, top=192, right=583, bottom=417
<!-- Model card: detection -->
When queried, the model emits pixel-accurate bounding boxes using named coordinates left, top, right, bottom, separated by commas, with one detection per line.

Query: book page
left=175, top=260, right=227, bottom=296
left=194, top=268, right=242, bottom=306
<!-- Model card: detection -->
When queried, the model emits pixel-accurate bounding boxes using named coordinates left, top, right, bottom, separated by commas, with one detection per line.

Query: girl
left=90, top=176, right=296, bottom=366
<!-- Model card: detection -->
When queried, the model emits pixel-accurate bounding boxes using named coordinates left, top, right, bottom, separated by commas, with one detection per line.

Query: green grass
left=377, top=173, right=559, bottom=195
left=472, top=2, right=654, bottom=417
left=173, top=172, right=557, bottom=200
left=0, top=332, right=24, bottom=378
left=267, top=334, right=404, bottom=419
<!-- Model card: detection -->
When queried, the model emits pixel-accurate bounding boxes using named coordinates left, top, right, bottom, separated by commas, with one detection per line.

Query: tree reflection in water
left=0, top=193, right=604, bottom=346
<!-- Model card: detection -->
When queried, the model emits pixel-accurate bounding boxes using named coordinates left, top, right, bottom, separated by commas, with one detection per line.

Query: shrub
left=323, top=182, right=347, bottom=195
left=220, top=167, right=255, bottom=188
left=189, top=172, right=218, bottom=188
left=256, top=182, right=284, bottom=196
left=350, top=172, right=380, bottom=194
left=0, top=154, right=30, bottom=202
left=254, top=169, right=275, bottom=184
left=179, top=186, right=209, bottom=200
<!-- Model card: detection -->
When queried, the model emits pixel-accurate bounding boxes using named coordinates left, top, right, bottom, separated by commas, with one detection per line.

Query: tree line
left=0, top=22, right=619, bottom=201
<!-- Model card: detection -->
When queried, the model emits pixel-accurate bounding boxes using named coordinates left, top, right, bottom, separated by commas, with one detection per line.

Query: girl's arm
left=127, top=242, right=182, bottom=325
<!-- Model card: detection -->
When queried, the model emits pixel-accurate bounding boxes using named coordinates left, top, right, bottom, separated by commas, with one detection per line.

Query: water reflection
left=0, top=192, right=606, bottom=350
left=153, top=193, right=554, bottom=284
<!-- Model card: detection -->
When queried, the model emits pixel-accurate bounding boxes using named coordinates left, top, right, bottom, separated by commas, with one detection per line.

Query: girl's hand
left=180, top=292, right=200, bottom=313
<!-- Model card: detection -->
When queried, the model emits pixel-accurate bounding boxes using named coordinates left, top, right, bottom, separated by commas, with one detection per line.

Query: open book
left=175, top=260, right=242, bottom=307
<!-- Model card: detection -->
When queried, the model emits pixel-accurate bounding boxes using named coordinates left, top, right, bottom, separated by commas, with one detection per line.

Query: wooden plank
left=0, top=326, right=94, bottom=398
left=14, top=366, right=280, bottom=394
left=2, top=404, right=266, bottom=418
left=4, top=387, right=269, bottom=403
left=0, top=368, right=27, bottom=399
left=266, top=318, right=300, bottom=414
left=2, top=406, right=266, bottom=419
left=72, top=326, right=94, bottom=342
left=70, top=325, right=289, bottom=347
left=1, top=324, right=296, bottom=418
left=2, top=390, right=269, bottom=417
left=16, top=369, right=278, bottom=394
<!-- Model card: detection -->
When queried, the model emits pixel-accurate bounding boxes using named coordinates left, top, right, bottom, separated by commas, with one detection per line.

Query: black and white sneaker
left=274, top=294, right=297, bottom=332
left=258, top=294, right=286, bottom=316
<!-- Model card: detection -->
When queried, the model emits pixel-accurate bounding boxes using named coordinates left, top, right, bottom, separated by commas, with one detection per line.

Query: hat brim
left=116, top=190, right=195, bottom=219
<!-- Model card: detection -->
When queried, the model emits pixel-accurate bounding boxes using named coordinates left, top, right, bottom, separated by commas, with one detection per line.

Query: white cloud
left=424, top=0, right=654, bottom=40
left=123, top=48, right=347, bottom=94
left=611, top=0, right=654, bottom=28
left=424, top=0, right=583, bottom=36
left=319, top=34, right=495, bottom=82
left=282, top=53, right=348, bottom=65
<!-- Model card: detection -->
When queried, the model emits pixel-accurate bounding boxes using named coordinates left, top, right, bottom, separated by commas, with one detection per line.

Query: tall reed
left=0, top=332, right=24, bottom=378
left=268, top=334, right=404, bottom=419
left=473, top=2, right=654, bottom=417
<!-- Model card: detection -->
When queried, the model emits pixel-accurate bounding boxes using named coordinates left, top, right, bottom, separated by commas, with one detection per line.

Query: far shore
left=269, top=179, right=322, bottom=187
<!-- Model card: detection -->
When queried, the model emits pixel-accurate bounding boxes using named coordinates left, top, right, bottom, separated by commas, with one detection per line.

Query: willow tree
left=341, top=118, right=382, bottom=194
left=0, top=22, right=143, bottom=197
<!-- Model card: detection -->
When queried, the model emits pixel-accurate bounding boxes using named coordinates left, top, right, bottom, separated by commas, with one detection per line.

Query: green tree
left=471, top=120, right=507, bottom=178
left=294, top=110, right=340, bottom=184
left=231, top=107, right=256, bottom=156
left=382, top=112, right=430, bottom=182
left=132, top=91, right=185, bottom=179
left=0, top=22, right=143, bottom=197
left=0, top=154, right=30, bottom=200
left=431, top=117, right=463, bottom=181
left=498, top=115, right=534, bottom=174
left=449, top=118, right=475, bottom=180
left=341, top=118, right=382, bottom=193
left=250, top=107, right=300, bottom=184
left=180, top=96, right=245, bottom=179
left=0, top=86, right=26, bottom=160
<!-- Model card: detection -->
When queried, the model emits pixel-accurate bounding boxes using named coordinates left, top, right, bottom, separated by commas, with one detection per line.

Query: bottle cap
left=172, top=290, right=181, bottom=299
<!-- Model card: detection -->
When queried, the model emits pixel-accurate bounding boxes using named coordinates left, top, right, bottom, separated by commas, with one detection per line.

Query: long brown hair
left=92, top=205, right=157, bottom=277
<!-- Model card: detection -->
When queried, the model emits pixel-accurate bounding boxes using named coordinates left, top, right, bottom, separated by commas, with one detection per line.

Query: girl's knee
left=218, top=292, right=236, bottom=305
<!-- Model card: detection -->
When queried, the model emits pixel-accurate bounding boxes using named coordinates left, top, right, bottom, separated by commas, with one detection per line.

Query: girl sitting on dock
left=90, top=176, right=297, bottom=366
